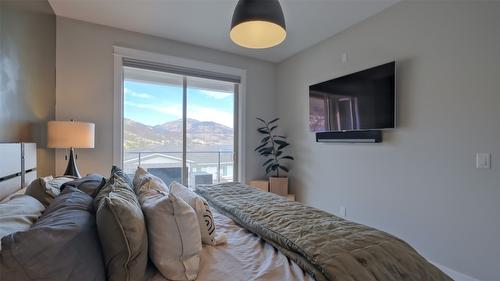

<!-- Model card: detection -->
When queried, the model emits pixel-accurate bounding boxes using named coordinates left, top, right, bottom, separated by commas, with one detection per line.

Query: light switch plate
left=476, top=153, right=491, bottom=169
left=341, top=52, right=348, bottom=64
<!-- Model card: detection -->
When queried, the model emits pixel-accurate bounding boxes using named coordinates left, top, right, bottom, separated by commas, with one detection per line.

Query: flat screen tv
left=309, top=61, right=395, bottom=132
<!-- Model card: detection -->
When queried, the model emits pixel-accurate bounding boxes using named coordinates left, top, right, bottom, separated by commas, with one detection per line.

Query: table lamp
left=47, top=120, right=95, bottom=178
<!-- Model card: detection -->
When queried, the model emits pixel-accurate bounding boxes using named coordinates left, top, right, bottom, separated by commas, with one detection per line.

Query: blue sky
left=124, top=80, right=234, bottom=127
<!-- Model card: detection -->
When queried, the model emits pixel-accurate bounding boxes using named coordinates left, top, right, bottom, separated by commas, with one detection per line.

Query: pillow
left=94, top=170, right=148, bottom=281
left=25, top=176, right=74, bottom=206
left=170, top=181, right=216, bottom=245
left=111, top=165, right=133, bottom=187
left=61, top=173, right=106, bottom=197
left=0, top=195, right=45, bottom=250
left=136, top=177, right=201, bottom=281
left=133, top=166, right=168, bottom=194
left=0, top=189, right=106, bottom=281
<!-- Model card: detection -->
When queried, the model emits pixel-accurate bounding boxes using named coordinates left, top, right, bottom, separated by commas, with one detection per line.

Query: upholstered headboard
left=0, top=143, right=37, bottom=201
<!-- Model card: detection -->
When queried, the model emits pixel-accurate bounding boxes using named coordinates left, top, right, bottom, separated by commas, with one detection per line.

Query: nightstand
left=248, top=180, right=295, bottom=201
left=249, top=180, right=269, bottom=192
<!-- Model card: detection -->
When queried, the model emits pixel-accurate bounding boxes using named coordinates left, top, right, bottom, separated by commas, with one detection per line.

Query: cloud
left=125, top=101, right=182, bottom=117
left=187, top=106, right=234, bottom=128
left=124, top=87, right=153, bottom=99
left=125, top=101, right=233, bottom=128
left=199, top=90, right=232, bottom=100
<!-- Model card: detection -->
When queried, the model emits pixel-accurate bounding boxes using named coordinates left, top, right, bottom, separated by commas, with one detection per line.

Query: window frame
left=113, top=46, right=247, bottom=183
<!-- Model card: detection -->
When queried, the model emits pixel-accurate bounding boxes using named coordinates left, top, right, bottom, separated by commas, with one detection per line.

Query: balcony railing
left=123, top=151, right=234, bottom=187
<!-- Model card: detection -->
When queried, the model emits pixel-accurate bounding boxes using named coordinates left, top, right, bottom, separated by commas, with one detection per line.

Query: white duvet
left=150, top=208, right=315, bottom=281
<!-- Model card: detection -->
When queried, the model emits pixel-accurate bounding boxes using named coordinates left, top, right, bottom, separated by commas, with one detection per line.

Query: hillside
left=124, top=118, right=233, bottom=150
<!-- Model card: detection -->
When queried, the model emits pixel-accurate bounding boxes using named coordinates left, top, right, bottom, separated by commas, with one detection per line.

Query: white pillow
left=42, top=176, right=75, bottom=197
left=136, top=173, right=202, bottom=281
left=25, top=176, right=74, bottom=207
left=170, top=181, right=216, bottom=245
left=0, top=195, right=45, bottom=250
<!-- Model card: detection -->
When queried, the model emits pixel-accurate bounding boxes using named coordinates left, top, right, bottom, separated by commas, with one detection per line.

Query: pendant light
left=230, top=0, right=286, bottom=49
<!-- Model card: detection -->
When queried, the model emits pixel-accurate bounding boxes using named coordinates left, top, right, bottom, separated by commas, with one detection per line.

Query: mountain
left=154, top=118, right=233, bottom=135
left=124, top=118, right=233, bottom=151
left=124, top=118, right=165, bottom=148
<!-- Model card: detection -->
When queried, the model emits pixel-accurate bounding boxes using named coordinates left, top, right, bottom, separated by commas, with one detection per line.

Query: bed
left=150, top=207, right=315, bottom=281
left=0, top=144, right=452, bottom=281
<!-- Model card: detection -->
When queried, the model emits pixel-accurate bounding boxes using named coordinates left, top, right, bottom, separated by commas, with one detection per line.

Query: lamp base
left=64, top=148, right=81, bottom=178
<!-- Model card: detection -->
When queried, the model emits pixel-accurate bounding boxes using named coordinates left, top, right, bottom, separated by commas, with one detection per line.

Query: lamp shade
left=47, top=121, right=95, bottom=149
left=230, top=0, right=286, bottom=49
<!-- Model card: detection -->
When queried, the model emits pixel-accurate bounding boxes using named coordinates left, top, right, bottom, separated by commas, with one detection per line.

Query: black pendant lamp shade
left=230, top=0, right=286, bottom=49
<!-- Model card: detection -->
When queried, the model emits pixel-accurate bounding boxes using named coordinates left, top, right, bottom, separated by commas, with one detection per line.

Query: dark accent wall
left=0, top=1, right=56, bottom=176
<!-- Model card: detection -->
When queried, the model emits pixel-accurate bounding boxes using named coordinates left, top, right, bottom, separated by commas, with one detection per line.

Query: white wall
left=57, top=2, right=499, bottom=280
left=56, top=17, right=276, bottom=181
left=276, top=2, right=499, bottom=281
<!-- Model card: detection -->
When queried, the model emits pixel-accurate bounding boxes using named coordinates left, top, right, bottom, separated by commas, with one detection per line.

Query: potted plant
left=255, top=117, right=294, bottom=196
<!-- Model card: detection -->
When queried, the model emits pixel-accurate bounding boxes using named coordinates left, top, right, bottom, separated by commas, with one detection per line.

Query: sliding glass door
left=122, top=65, right=239, bottom=188
left=186, top=76, right=237, bottom=187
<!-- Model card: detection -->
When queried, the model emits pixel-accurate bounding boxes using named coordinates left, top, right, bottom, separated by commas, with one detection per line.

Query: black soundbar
left=316, top=130, right=382, bottom=143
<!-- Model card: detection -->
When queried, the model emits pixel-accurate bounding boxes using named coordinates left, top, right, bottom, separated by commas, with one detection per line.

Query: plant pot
left=269, top=176, right=288, bottom=197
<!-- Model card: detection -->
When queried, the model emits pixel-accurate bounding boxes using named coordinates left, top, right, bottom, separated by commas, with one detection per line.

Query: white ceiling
left=49, top=0, right=399, bottom=63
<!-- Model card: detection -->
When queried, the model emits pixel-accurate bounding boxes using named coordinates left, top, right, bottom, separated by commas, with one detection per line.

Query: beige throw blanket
left=196, top=183, right=453, bottom=281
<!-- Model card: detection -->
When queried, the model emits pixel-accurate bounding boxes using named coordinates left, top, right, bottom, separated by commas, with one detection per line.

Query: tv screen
left=309, top=61, right=395, bottom=132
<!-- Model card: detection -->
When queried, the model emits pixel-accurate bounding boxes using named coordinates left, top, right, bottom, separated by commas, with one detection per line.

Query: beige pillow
left=132, top=167, right=168, bottom=194
left=25, top=176, right=74, bottom=207
left=136, top=176, right=202, bottom=281
left=170, top=181, right=216, bottom=245
left=94, top=174, right=148, bottom=281
left=0, top=195, right=45, bottom=250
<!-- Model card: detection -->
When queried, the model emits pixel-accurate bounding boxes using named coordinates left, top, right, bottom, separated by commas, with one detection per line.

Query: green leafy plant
left=255, top=118, right=294, bottom=177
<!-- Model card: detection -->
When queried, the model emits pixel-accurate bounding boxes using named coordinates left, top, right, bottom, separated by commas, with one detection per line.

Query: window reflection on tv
left=309, top=62, right=395, bottom=132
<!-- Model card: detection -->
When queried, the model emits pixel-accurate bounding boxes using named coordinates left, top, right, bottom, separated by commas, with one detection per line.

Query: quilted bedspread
left=195, top=183, right=453, bottom=281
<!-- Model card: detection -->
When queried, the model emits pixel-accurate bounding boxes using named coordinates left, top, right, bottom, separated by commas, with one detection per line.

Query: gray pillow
left=111, top=165, right=133, bottom=187
left=0, top=189, right=106, bottom=281
left=94, top=172, right=148, bottom=281
left=60, top=173, right=106, bottom=197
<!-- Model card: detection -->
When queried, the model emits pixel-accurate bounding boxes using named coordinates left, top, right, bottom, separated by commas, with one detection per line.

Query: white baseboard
left=431, top=261, right=481, bottom=281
